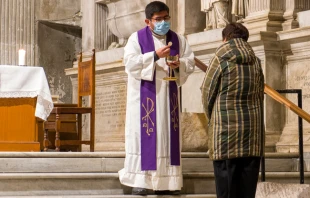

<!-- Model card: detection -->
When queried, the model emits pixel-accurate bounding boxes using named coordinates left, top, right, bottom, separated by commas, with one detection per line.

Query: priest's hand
left=155, top=45, right=171, bottom=58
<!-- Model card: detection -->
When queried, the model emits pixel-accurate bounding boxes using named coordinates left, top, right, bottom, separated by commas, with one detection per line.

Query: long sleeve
left=201, top=56, right=222, bottom=119
left=174, top=35, right=195, bottom=86
left=124, top=32, right=156, bottom=81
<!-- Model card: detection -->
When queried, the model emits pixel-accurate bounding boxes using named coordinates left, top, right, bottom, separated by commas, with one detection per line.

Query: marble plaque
left=286, top=60, right=310, bottom=127
left=95, top=82, right=127, bottom=151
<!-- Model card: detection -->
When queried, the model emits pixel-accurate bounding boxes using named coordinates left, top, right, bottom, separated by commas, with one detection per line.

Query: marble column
left=283, top=0, right=310, bottom=31
left=244, top=0, right=285, bottom=34
left=253, top=33, right=285, bottom=151
left=95, top=3, right=118, bottom=51
left=0, top=0, right=35, bottom=66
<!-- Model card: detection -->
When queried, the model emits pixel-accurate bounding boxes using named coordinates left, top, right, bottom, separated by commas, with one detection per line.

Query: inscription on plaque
left=286, top=65, right=310, bottom=126
left=294, top=75, right=310, bottom=99
left=295, top=76, right=310, bottom=87
left=96, top=83, right=127, bottom=133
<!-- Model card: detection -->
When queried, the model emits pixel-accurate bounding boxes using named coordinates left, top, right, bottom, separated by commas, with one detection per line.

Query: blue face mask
left=153, top=20, right=170, bottom=35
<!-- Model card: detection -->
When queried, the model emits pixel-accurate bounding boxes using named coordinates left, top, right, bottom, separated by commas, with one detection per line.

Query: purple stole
left=138, top=26, right=180, bottom=171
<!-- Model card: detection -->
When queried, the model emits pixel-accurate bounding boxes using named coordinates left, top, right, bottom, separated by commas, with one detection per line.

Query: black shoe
left=169, top=190, right=181, bottom=195
left=132, top=187, right=147, bottom=195
left=154, top=190, right=181, bottom=195
left=154, top=190, right=169, bottom=195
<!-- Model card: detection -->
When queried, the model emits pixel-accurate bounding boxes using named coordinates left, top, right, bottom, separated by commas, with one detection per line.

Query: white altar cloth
left=0, top=65, right=53, bottom=120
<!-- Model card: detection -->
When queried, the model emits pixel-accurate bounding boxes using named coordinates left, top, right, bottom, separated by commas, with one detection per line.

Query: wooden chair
left=43, top=49, right=96, bottom=152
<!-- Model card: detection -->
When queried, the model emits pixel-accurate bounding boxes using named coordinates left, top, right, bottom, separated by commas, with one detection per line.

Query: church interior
left=0, top=0, right=310, bottom=197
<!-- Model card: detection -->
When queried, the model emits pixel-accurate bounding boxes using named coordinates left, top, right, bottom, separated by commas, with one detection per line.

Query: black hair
left=222, top=23, right=249, bottom=41
left=145, top=1, right=169, bottom=19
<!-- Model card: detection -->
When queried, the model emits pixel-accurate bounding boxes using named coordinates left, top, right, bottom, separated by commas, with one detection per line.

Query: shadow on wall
left=38, top=22, right=82, bottom=103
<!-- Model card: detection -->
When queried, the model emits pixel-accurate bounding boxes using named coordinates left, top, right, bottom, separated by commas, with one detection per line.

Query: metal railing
left=261, top=89, right=304, bottom=184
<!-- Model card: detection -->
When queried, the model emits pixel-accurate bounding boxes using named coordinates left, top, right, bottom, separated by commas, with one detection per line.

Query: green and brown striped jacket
left=201, top=38, right=264, bottom=161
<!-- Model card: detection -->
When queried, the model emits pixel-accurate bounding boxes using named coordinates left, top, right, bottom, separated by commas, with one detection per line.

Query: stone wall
left=36, top=0, right=81, bottom=103
left=37, top=23, right=81, bottom=103
left=35, top=0, right=81, bottom=20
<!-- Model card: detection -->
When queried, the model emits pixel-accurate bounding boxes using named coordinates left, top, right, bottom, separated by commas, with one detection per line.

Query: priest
left=118, top=1, right=195, bottom=195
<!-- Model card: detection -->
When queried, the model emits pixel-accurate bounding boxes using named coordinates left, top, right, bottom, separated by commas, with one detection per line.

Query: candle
left=18, top=49, right=26, bottom=66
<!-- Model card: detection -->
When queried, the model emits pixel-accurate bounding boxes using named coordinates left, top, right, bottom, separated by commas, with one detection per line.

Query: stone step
left=0, top=152, right=302, bottom=173
left=0, top=151, right=299, bottom=158
left=0, top=172, right=309, bottom=196
left=0, top=195, right=217, bottom=198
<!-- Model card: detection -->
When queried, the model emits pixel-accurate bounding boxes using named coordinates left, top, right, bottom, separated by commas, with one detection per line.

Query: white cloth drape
left=0, top=65, right=53, bottom=120
left=118, top=32, right=195, bottom=190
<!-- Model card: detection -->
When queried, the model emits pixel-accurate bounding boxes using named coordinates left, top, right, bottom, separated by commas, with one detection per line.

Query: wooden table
left=0, top=66, right=53, bottom=151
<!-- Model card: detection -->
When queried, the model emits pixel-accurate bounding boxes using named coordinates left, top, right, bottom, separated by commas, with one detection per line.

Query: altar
left=0, top=65, right=53, bottom=151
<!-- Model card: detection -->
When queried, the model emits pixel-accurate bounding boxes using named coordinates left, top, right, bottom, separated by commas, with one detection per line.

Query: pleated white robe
left=118, top=31, right=195, bottom=190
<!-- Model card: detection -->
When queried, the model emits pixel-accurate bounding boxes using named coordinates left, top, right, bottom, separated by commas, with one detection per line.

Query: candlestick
left=18, top=49, right=26, bottom=66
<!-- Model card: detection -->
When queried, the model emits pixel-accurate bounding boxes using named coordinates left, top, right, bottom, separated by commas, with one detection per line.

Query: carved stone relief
left=201, top=0, right=249, bottom=31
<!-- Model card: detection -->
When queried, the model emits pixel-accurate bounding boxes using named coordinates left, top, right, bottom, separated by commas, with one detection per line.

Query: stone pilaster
left=81, top=0, right=95, bottom=51
left=0, top=0, right=35, bottom=66
left=252, top=32, right=285, bottom=151
left=276, top=26, right=310, bottom=152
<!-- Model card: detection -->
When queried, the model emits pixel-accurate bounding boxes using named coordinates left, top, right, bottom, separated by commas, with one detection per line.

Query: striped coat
left=201, top=38, right=264, bottom=161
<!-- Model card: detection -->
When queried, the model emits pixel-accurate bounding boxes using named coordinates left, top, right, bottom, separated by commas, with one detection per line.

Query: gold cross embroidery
left=142, top=97, right=155, bottom=136
left=170, top=93, right=179, bottom=131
